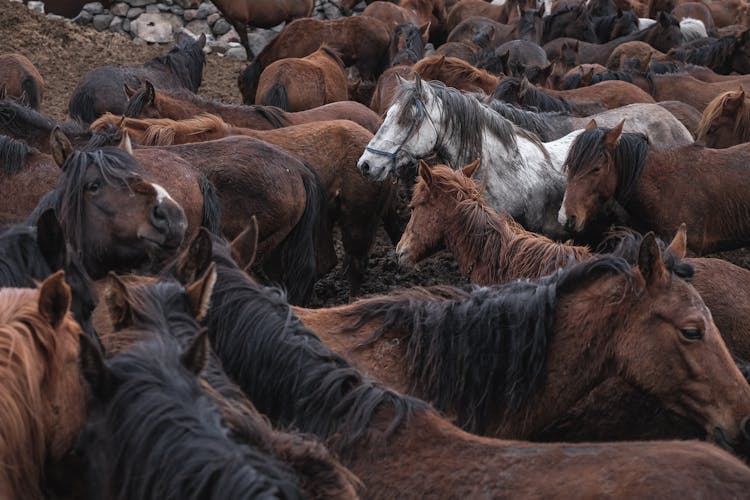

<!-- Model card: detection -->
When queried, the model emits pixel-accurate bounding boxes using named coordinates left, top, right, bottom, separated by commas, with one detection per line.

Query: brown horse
left=238, top=17, right=391, bottom=105
left=560, top=122, right=750, bottom=254
left=644, top=72, right=750, bottom=111
left=706, top=0, right=750, bottom=28
left=446, top=0, right=524, bottom=32
left=209, top=0, right=313, bottom=60
left=606, top=40, right=668, bottom=70
left=397, top=159, right=750, bottom=361
left=0, top=53, right=44, bottom=110
left=364, top=0, right=448, bottom=40
left=176, top=227, right=750, bottom=498
left=255, top=46, right=349, bottom=112
left=123, top=81, right=382, bottom=133
left=696, top=88, right=750, bottom=148
left=0, top=272, right=87, bottom=500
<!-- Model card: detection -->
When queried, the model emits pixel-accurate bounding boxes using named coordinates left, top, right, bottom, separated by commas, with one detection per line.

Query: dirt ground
left=0, top=0, right=465, bottom=306
left=1, top=0, right=746, bottom=306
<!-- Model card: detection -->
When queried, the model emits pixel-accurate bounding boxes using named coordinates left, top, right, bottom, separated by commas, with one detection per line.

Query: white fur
left=680, top=18, right=708, bottom=43
left=638, top=18, right=656, bottom=30
left=152, top=183, right=176, bottom=204
left=557, top=195, right=569, bottom=225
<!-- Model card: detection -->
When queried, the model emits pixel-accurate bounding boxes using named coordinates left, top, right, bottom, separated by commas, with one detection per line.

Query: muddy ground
left=1, top=0, right=745, bottom=307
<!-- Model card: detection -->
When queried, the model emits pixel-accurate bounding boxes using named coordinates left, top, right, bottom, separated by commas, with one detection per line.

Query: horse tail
left=68, top=90, right=96, bottom=124
left=263, top=83, right=289, bottom=111
left=198, top=175, right=222, bottom=235
left=281, top=163, right=327, bottom=305
left=21, top=76, right=41, bottom=110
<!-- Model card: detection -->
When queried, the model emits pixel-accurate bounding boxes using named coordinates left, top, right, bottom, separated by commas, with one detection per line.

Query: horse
left=171, top=227, right=750, bottom=498
left=543, top=12, right=683, bottom=66
left=209, top=0, right=313, bottom=60
left=558, top=65, right=634, bottom=90
left=92, top=113, right=400, bottom=298
left=642, top=71, right=750, bottom=111
left=705, top=0, right=750, bottom=28
left=559, top=122, right=750, bottom=254
left=696, top=88, right=750, bottom=148
left=237, top=17, right=391, bottom=105
left=538, top=4, right=599, bottom=45
left=255, top=46, right=349, bottom=112
left=412, top=54, right=502, bottom=93
left=671, top=2, right=716, bottom=35
left=358, top=77, right=581, bottom=237
left=123, top=82, right=382, bottom=133
left=657, top=100, right=703, bottom=136
left=446, top=14, right=540, bottom=50
left=477, top=40, right=551, bottom=84
left=482, top=99, right=694, bottom=147
left=0, top=53, right=44, bottom=110
left=68, top=33, right=206, bottom=124
left=667, top=31, right=750, bottom=74
left=446, top=0, right=522, bottom=31
left=389, top=22, right=430, bottom=66
left=492, top=76, right=655, bottom=114
left=592, top=8, right=640, bottom=43
left=606, top=41, right=669, bottom=70
left=0, top=272, right=88, bottom=500
left=41, top=129, right=187, bottom=280
left=364, top=0, right=447, bottom=41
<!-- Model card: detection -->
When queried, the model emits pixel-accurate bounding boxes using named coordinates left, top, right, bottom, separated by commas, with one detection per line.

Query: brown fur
left=528, top=78, right=656, bottom=111
left=413, top=55, right=502, bottom=93
left=672, top=2, right=716, bottom=33
left=648, top=72, right=750, bottom=111
left=0, top=274, right=87, bottom=500
left=0, top=53, right=44, bottom=110
left=256, top=46, right=349, bottom=112
left=446, top=0, right=521, bottom=32
left=696, top=88, right=750, bottom=147
left=657, top=100, right=703, bottom=137
left=606, top=41, right=668, bottom=70
left=706, top=0, right=750, bottom=28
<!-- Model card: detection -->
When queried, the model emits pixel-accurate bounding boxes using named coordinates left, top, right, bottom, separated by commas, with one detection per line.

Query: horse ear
left=616, top=7, right=623, bottom=17
left=419, top=22, right=431, bottom=44
left=144, top=80, right=156, bottom=105
left=79, top=334, right=114, bottom=401
left=38, top=270, right=71, bottom=329
left=461, top=159, right=481, bottom=179
left=196, top=33, right=207, bottom=48
left=50, top=127, right=73, bottom=169
left=18, top=90, right=30, bottom=108
left=119, top=132, right=134, bottom=155
left=104, top=272, right=134, bottom=330
left=518, top=76, right=531, bottom=97
left=537, top=62, right=553, bottom=83
left=581, top=67, right=595, bottom=86
left=185, top=263, right=216, bottom=322
left=180, top=328, right=209, bottom=375
left=0, top=84, right=5, bottom=100
left=586, top=119, right=598, bottom=130
left=658, top=11, right=670, bottom=26
left=537, top=4, right=545, bottom=16
left=124, top=83, right=137, bottom=98
left=604, top=120, right=624, bottom=152
left=638, top=232, right=669, bottom=287
left=177, top=228, right=214, bottom=285
left=666, top=223, right=687, bottom=260
left=231, top=215, right=259, bottom=273
left=418, top=159, right=433, bottom=186
left=499, top=51, right=510, bottom=71
left=36, top=209, right=65, bottom=272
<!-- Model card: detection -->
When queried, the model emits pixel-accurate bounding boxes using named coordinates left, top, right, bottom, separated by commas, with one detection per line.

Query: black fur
left=264, top=83, right=289, bottom=111
left=20, top=76, right=41, bottom=110
left=492, top=77, right=572, bottom=113
left=0, top=134, right=31, bottom=173
left=198, top=175, right=221, bottom=235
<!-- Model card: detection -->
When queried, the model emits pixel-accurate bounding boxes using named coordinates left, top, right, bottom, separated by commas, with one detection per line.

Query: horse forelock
left=697, top=89, right=750, bottom=143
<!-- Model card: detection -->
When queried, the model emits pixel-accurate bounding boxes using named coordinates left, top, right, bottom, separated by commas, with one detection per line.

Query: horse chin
left=136, top=226, right=184, bottom=254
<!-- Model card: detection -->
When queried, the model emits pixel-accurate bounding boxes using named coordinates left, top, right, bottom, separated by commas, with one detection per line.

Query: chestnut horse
left=209, top=0, right=313, bottom=60
left=0, top=53, right=44, bottom=110
left=238, top=17, right=390, bottom=105
left=172, top=227, right=750, bottom=498
left=559, top=122, right=750, bottom=254
left=0, top=272, right=88, bottom=500
left=696, top=88, right=750, bottom=147
left=123, top=81, right=382, bottom=133
left=255, top=46, right=349, bottom=112
left=68, top=33, right=206, bottom=124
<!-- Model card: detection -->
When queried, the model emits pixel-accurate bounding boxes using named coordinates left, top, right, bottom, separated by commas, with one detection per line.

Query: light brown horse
left=124, top=81, right=382, bottom=133
left=560, top=121, right=750, bottom=254
left=0, top=53, right=44, bottom=110
left=696, top=88, right=750, bottom=148
left=643, top=72, right=750, bottom=111
left=363, top=0, right=447, bottom=39
left=446, top=0, right=523, bottom=32
left=255, top=46, right=349, bottom=112
left=0, top=272, right=87, bottom=500
left=209, top=0, right=313, bottom=59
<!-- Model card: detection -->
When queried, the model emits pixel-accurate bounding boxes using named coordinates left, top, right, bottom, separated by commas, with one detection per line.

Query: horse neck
left=0, top=324, right=46, bottom=500
left=158, top=94, right=205, bottom=120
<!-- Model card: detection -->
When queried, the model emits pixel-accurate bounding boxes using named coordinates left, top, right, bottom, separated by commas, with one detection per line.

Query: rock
left=26, top=1, right=45, bottom=13
left=93, top=13, right=114, bottom=30
left=122, top=18, right=131, bottom=32
left=217, top=26, right=240, bottom=44
left=82, top=2, right=103, bottom=14
left=174, top=0, right=199, bottom=8
left=226, top=45, right=248, bottom=61
left=247, top=28, right=278, bottom=57
left=145, top=4, right=160, bottom=13
left=46, top=13, right=65, bottom=21
left=170, top=5, right=184, bottom=15
left=183, top=8, right=198, bottom=21
left=109, top=15, right=125, bottom=32
left=206, top=12, right=220, bottom=26
left=125, top=0, right=152, bottom=7
left=156, top=3, right=170, bottom=11
left=131, top=12, right=175, bottom=42
left=73, top=10, right=93, bottom=23
left=110, top=2, right=129, bottom=16
left=185, top=19, right=212, bottom=37
left=196, top=2, right=213, bottom=19
left=133, top=36, right=148, bottom=45
left=126, top=7, right=144, bottom=18
left=212, top=18, right=231, bottom=35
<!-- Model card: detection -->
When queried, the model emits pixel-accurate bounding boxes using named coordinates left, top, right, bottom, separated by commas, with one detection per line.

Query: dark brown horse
left=0, top=53, right=44, bottom=110
left=560, top=122, right=750, bottom=254
left=174, top=227, right=750, bottom=498
left=667, top=30, right=750, bottom=74
left=0, top=272, right=88, bottom=500
left=123, top=81, right=382, bottom=133
left=68, top=33, right=206, bottom=124
left=238, top=17, right=391, bottom=105
left=255, top=46, right=349, bottom=111
left=696, top=88, right=750, bottom=147
left=209, top=0, right=313, bottom=60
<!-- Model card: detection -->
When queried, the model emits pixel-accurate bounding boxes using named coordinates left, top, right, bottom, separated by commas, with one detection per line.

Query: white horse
left=358, top=77, right=580, bottom=236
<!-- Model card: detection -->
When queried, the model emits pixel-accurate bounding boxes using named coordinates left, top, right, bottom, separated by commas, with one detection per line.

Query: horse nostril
left=565, top=215, right=577, bottom=230
left=360, top=161, right=370, bottom=175
left=742, top=416, right=750, bottom=440
left=150, top=204, right=168, bottom=230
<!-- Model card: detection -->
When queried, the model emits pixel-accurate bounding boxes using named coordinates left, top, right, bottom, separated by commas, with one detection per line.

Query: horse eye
left=86, top=181, right=101, bottom=193
left=680, top=327, right=703, bottom=341
left=590, top=167, right=601, bottom=175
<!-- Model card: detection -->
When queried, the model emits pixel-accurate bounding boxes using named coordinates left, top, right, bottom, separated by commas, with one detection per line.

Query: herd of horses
left=5, top=0, right=750, bottom=496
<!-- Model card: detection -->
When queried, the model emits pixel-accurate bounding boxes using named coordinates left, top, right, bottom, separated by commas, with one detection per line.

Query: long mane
left=0, top=134, right=31, bottom=173
left=492, top=77, right=572, bottom=113
left=145, top=35, right=205, bottom=92
left=697, top=89, right=750, bottom=143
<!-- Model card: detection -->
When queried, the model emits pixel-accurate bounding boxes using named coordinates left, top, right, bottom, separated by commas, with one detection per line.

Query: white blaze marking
left=152, top=183, right=176, bottom=204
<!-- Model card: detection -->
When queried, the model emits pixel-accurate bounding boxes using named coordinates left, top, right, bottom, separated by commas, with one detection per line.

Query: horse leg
left=340, top=209, right=382, bottom=299
left=233, top=20, right=254, bottom=60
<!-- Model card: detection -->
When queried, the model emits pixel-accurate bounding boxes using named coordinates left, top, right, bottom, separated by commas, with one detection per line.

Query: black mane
left=0, top=134, right=31, bottom=173
left=667, top=35, right=736, bottom=73
left=561, top=69, right=633, bottom=90
left=204, top=236, right=426, bottom=456
left=146, top=35, right=205, bottom=92
left=343, top=255, right=635, bottom=434
left=492, top=77, right=572, bottom=113
left=563, top=127, right=649, bottom=202
left=83, top=336, right=303, bottom=500
left=481, top=98, right=563, bottom=141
